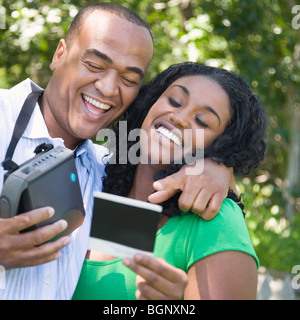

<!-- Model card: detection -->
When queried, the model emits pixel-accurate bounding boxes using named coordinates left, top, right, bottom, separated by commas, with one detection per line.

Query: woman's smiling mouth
left=156, top=125, right=182, bottom=146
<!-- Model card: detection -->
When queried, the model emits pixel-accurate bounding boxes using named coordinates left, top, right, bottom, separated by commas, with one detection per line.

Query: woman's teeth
left=156, top=126, right=182, bottom=146
left=83, top=94, right=111, bottom=111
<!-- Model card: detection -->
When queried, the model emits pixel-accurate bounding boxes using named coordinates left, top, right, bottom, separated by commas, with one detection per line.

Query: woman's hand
left=123, top=254, right=188, bottom=300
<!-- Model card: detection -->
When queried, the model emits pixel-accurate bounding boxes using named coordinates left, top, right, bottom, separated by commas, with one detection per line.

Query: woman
left=72, top=62, right=266, bottom=300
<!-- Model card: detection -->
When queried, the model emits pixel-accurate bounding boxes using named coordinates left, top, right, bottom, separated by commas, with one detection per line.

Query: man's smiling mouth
left=156, top=125, right=182, bottom=146
left=82, top=94, right=112, bottom=112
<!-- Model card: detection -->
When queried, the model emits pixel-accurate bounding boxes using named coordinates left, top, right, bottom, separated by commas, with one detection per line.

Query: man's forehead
left=81, top=10, right=151, bottom=38
left=78, top=11, right=153, bottom=64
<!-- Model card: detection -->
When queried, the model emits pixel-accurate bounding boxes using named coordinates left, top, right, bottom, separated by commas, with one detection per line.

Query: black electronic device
left=0, top=90, right=85, bottom=239
left=0, top=146, right=85, bottom=238
left=90, top=191, right=162, bottom=258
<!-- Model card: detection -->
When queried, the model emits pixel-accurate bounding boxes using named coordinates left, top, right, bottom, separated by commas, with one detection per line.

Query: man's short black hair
left=65, top=2, right=153, bottom=46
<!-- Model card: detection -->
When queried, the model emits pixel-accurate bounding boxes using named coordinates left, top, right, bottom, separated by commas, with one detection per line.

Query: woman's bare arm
left=184, top=250, right=258, bottom=300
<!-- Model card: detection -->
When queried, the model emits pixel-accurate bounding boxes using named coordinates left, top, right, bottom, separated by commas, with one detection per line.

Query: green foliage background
left=0, top=0, right=299, bottom=272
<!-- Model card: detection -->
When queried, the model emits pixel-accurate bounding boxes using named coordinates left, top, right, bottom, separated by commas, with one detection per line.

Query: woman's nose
left=94, top=71, right=119, bottom=98
left=170, top=110, right=190, bottom=128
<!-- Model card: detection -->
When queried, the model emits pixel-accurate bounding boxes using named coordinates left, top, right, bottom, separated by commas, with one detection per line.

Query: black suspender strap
left=2, top=90, right=44, bottom=172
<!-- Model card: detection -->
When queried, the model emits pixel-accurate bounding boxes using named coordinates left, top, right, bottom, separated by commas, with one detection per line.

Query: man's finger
left=199, top=192, right=224, bottom=221
left=187, top=188, right=212, bottom=215
left=149, top=171, right=185, bottom=203
left=153, top=170, right=184, bottom=191
left=177, top=188, right=200, bottom=213
left=9, top=207, right=55, bottom=233
left=7, top=236, right=71, bottom=269
left=21, top=219, right=68, bottom=248
left=148, top=189, right=179, bottom=204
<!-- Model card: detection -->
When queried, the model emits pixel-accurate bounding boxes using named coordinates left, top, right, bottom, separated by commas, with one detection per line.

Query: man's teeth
left=157, top=126, right=182, bottom=146
left=83, top=95, right=111, bottom=110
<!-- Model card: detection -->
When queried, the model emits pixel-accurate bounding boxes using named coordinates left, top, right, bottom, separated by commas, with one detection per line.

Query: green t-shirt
left=72, top=198, right=259, bottom=300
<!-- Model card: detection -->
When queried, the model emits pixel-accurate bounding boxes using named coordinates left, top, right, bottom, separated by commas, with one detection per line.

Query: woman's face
left=140, top=75, right=232, bottom=166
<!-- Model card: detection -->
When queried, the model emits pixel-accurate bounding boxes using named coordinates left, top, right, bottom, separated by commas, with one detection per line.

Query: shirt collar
left=22, top=80, right=64, bottom=146
left=22, top=80, right=97, bottom=172
left=76, top=141, right=110, bottom=175
left=75, top=140, right=95, bottom=172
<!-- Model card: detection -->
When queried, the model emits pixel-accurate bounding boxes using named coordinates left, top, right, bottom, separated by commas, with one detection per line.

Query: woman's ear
left=50, top=39, right=68, bottom=71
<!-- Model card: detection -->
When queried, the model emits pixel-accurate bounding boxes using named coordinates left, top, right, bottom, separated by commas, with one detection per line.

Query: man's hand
left=148, top=158, right=235, bottom=220
left=0, top=207, right=70, bottom=270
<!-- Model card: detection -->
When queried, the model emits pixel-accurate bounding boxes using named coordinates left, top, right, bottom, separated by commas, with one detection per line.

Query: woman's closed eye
left=195, top=116, right=209, bottom=128
left=168, top=97, right=181, bottom=108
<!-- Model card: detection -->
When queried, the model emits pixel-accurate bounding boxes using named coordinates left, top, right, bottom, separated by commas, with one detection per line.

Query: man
left=0, top=3, right=232, bottom=299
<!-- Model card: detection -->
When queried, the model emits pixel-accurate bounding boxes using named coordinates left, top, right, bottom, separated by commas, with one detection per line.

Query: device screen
left=90, top=191, right=162, bottom=258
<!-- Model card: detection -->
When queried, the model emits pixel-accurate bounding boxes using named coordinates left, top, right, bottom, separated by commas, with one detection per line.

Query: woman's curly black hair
left=102, top=62, right=267, bottom=216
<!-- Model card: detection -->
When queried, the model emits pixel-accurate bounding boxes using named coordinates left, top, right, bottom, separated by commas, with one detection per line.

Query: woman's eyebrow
left=171, top=84, right=221, bottom=125
left=171, top=84, right=190, bottom=96
left=204, top=105, right=221, bottom=125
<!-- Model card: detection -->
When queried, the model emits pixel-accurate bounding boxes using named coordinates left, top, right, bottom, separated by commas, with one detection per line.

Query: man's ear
left=50, top=39, right=68, bottom=71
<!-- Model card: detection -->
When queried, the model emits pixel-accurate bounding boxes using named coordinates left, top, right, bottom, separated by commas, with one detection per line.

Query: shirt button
left=44, top=276, right=50, bottom=285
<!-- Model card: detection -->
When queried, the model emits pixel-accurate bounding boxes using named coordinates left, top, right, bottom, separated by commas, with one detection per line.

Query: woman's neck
left=128, top=163, right=171, bottom=229
left=127, top=164, right=158, bottom=201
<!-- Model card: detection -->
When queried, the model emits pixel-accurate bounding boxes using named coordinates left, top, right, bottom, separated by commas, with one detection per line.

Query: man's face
left=44, top=10, right=153, bottom=149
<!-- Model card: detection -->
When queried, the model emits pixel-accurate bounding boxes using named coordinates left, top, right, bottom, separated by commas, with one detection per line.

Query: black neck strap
left=2, top=90, right=44, bottom=172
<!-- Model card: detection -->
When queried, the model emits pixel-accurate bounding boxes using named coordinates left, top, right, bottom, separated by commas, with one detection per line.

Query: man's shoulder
left=1, top=79, right=44, bottom=120
left=0, top=79, right=35, bottom=108
left=1, top=78, right=32, bottom=95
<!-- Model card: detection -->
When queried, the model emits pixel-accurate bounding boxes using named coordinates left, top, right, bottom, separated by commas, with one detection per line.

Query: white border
left=89, top=237, right=153, bottom=259
left=93, top=191, right=162, bottom=213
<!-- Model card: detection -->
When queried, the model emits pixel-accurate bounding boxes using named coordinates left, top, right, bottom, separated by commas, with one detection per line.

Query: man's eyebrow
left=84, top=49, right=144, bottom=78
left=126, top=66, right=144, bottom=78
left=84, top=49, right=113, bottom=63
left=172, top=84, right=221, bottom=125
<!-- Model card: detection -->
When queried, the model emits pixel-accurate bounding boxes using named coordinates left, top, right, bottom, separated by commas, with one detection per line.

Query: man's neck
left=38, top=93, right=83, bottom=150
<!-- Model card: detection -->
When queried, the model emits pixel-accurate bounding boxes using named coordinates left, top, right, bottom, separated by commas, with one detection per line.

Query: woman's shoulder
left=158, top=198, right=259, bottom=270
left=165, top=198, right=245, bottom=230
left=214, top=197, right=246, bottom=224
left=180, top=197, right=250, bottom=240
left=157, top=197, right=248, bottom=252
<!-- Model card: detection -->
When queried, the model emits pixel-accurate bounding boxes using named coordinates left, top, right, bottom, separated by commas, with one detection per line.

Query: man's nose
left=94, top=70, right=119, bottom=97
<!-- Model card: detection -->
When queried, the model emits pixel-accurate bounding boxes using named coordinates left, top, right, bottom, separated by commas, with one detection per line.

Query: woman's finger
left=123, top=254, right=187, bottom=299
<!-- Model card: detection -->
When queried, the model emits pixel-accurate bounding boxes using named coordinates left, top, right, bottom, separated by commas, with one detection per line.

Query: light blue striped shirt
left=0, top=79, right=108, bottom=299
